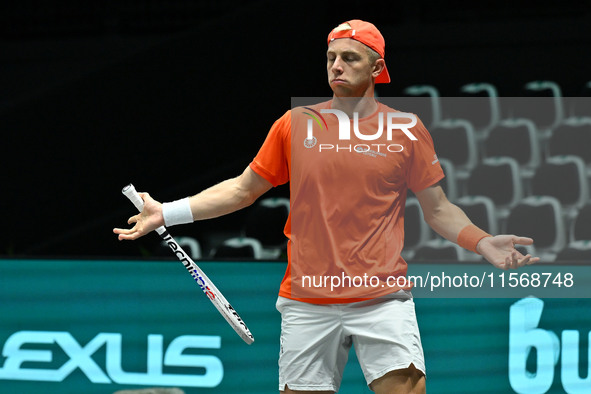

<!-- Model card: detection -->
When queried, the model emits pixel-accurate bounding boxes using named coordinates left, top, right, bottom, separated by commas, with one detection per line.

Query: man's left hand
left=477, top=235, right=540, bottom=270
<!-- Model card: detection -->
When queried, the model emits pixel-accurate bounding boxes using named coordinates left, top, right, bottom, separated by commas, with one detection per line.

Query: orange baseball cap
left=327, top=20, right=391, bottom=84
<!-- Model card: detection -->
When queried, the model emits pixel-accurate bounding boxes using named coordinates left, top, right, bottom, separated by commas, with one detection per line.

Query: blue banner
left=0, top=259, right=589, bottom=393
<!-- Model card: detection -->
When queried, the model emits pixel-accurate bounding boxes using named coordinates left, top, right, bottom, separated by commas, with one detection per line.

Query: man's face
left=327, top=38, right=377, bottom=97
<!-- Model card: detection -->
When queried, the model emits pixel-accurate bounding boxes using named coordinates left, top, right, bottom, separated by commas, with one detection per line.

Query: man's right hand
left=113, top=192, right=165, bottom=240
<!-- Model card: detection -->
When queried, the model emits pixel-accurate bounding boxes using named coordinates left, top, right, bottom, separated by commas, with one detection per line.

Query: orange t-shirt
left=250, top=100, right=444, bottom=303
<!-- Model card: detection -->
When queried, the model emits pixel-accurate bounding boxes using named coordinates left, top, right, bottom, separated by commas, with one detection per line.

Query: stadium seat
left=212, top=237, right=263, bottom=259
left=556, top=240, right=591, bottom=262
left=455, top=195, right=498, bottom=235
left=482, top=118, right=541, bottom=177
left=580, top=80, right=591, bottom=96
left=547, top=122, right=591, bottom=168
left=567, top=81, right=591, bottom=120
left=456, top=82, right=501, bottom=136
left=564, top=95, right=591, bottom=124
left=430, top=119, right=478, bottom=179
left=504, top=81, right=564, bottom=134
left=243, top=197, right=289, bottom=259
left=572, top=202, right=591, bottom=242
left=505, top=196, right=566, bottom=259
left=402, top=198, right=431, bottom=259
left=466, top=157, right=522, bottom=217
left=531, top=155, right=589, bottom=210
left=385, top=96, right=436, bottom=130
left=401, top=84, right=443, bottom=128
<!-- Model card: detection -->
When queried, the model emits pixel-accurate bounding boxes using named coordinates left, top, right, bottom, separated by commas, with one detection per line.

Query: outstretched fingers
left=127, top=214, right=140, bottom=225
left=504, top=251, right=517, bottom=270
left=511, top=236, right=534, bottom=246
left=502, top=252, right=540, bottom=269
left=113, top=226, right=137, bottom=240
left=113, top=214, right=143, bottom=241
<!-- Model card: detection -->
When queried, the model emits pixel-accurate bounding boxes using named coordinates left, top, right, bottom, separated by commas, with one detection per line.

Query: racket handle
left=122, top=184, right=144, bottom=212
left=122, top=184, right=167, bottom=235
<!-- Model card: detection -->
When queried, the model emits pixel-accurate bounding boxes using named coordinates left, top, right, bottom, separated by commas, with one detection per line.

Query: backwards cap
left=327, top=19, right=391, bottom=84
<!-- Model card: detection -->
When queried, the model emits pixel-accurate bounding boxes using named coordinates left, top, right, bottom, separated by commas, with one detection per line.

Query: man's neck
left=331, top=95, right=378, bottom=118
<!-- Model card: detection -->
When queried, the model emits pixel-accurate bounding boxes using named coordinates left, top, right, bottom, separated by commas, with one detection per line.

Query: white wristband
left=162, top=198, right=193, bottom=227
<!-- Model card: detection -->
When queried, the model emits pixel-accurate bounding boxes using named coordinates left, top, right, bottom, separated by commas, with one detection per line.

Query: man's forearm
left=424, top=200, right=492, bottom=254
left=424, top=200, right=473, bottom=243
left=189, top=176, right=257, bottom=221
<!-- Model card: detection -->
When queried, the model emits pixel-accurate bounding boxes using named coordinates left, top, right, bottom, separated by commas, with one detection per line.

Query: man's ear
left=372, top=58, right=386, bottom=78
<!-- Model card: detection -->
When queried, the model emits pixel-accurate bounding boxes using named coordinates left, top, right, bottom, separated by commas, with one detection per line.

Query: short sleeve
left=405, top=116, right=445, bottom=192
left=249, top=110, right=291, bottom=187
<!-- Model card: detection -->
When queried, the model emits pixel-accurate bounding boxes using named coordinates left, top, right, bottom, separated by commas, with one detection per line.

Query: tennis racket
left=121, top=184, right=254, bottom=344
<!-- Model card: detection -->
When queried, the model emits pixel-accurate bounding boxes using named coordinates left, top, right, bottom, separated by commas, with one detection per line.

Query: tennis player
left=114, top=20, right=539, bottom=394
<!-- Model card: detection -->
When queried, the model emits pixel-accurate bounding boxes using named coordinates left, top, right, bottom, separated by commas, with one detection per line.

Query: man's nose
left=331, top=57, right=344, bottom=73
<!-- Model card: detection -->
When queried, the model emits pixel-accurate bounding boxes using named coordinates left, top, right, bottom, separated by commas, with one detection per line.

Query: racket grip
left=122, top=184, right=144, bottom=212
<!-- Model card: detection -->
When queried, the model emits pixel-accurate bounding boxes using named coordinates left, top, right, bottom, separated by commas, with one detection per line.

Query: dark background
left=2, top=0, right=591, bottom=257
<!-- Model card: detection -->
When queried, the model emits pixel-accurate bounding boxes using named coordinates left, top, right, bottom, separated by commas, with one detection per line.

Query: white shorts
left=276, top=292, right=425, bottom=392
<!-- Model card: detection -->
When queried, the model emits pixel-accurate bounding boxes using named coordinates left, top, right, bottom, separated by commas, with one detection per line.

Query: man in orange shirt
left=115, top=20, right=538, bottom=394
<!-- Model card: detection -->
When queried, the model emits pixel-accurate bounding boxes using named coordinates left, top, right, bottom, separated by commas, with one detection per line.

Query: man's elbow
left=422, top=202, right=450, bottom=229
left=423, top=212, right=439, bottom=231
left=233, top=180, right=262, bottom=209
left=234, top=168, right=272, bottom=208
left=241, top=189, right=260, bottom=208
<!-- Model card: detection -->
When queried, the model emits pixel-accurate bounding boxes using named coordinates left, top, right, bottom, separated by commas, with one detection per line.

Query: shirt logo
left=302, top=108, right=418, bottom=153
